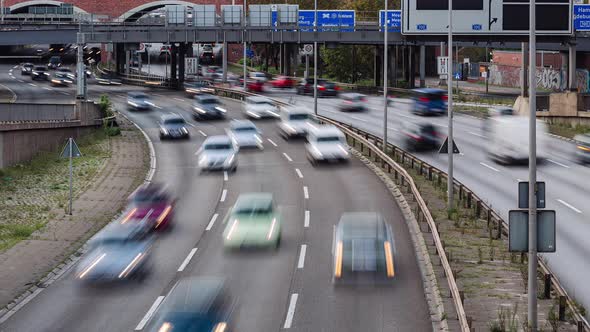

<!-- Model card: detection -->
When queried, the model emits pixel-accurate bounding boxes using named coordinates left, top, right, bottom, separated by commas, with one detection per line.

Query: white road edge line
left=283, top=153, right=293, bottom=162
left=220, top=189, right=228, bottom=202
left=177, top=248, right=198, bottom=272
left=173, top=97, right=185, bottom=102
left=43, top=87, right=52, bottom=91
left=297, top=245, right=307, bottom=269
left=479, top=162, right=500, bottom=172
left=350, top=116, right=368, bottom=123
left=223, top=171, right=228, bottom=181
left=268, top=138, right=278, bottom=147
left=468, top=131, right=486, bottom=138
left=135, top=296, right=165, bottom=330
left=206, top=214, right=219, bottom=231
left=557, top=199, right=582, bottom=214
left=283, top=293, right=299, bottom=329
left=304, top=210, right=310, bottom=228
left=547, top=159, right=570, bottom=169
left=303, top=186, right=309, bottom=199
left=28, top=83, right=37, bottom=87
left=199, top=130, right=207, bottom=137
left=295, top=168, right=303, bottom=179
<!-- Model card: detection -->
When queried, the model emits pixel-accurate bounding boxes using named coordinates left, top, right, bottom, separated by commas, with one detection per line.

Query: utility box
left=221, top=5, right=242, bottom=25
left=277, top=4, right=298, bottom=24
left=166, top=5, right=186, bottom=25
left=249, top=5, right=272, bottom=26
left=193, top=5, right=216, bottom=26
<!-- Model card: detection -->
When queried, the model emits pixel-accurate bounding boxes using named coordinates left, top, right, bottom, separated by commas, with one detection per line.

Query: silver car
left=127, top=92, right=152, bottom=111
left=244, top=96, right=280, bottom=119
left=278, top=106, right=313, bottom=139
left=338, top=93, right=368, bottom=112
left=197, top=135, right=238, bottom=172
left=306, top=126, right=350, bottom=165
left=227, top=120, right=264, bottom=150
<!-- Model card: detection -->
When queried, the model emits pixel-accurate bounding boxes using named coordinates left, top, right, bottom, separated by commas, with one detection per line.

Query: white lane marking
left=43, top=87, right=52, bottom=91
left=388, top=128, right=400, bottom=132
left=9, top=69, right=13, bottom=73
left=10, top=76, right=16, bottom=79
left=468, top=131, right=486, bottom=138
left=223, top=171, right=228, bottom=181
left=220, top=189, right=227, bottom=202
left=17, top=79, right=24, bottom=83
left=547, top=159, right=570, bottom=169
left=350, top=116, right=368, bottom=123
left=283, top=153, right=293, bottom=162
left=188, top=122, right=196, bottom=128
left=28, top=83, right=37, bottom=87
left=206, top=214, right=219, bottom=231
left=479, top=162, right=500, bottom=172
left=173, top=97, right=185, bottom=102
left=295, top=168, right=303, bottom=179
left=557, top=199, right=582, bottom=214
left=303, top=186, right=309, bottom=199
left=304, top=210, right=310, bottom=228
left=59, top=91, right=69, bottom=95
left=268, top=138, right=278, bottom=147
left=135, top=296, right=165, bottom=330
left=297, top=245, right=307, bottom=269
left=177, top=248, right=198, bottom=272
left=198, top=130, right=207, bottom=137
left=459, top=152, right=465, bottom=156
left=283, top=293, right=299, bottom=329
left=13, top=65, right=18, bottom=69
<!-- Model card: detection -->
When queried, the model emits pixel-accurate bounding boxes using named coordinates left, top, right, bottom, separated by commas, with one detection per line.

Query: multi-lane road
left=0, top=64, right=430, bottom=331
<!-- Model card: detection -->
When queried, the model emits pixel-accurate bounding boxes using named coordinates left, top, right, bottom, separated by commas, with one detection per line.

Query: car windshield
left=234, top=202, right=272, bottom=214
left=50, top=57, right=60, bottom=63
left=254, top=101, right=273, bottom=106
left=132, top=94, right=148, bottom=100
left=133, top=191, right=166, bottom=204
left=204, top=143, right=232, bottom=151
left=24, top=64, right=34, bottom=68
left=164, top=118, right=185, bottom=125
left=34, top=67, right=46, bottom=71
left=289, top=114, right=309, bottom=121
left=55, top=73, right=68, bottom=78
left=233, top=127, right=256, bottom=133
left=316, top=136, right=341, bottom=143
left=149, top=313, right=215, bottom=331
left=199, top=98, right=219, bottom=105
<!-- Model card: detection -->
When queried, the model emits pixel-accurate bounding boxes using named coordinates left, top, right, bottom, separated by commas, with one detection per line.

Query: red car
left=122, top=184, right=175, bottom=231
left=247, top=80, right=265, bottom=93
left=271, top=76, right=295, bottom=89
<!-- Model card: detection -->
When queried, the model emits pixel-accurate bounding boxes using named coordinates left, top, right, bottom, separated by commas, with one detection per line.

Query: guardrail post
left=559, top=296, right=566, bottom=321
left=577, top=321, right=584, bottom=332
left=496, top=218, right=502, bottom=239
left=543, top=274, right=552, bottom=299
left=467, top=193, right=472, bottom=209
left=487, top=209, right=491, bottom=228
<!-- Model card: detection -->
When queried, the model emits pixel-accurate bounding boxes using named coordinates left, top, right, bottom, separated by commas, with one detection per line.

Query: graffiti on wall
left=488, top=64, right=569, bottom=91
left=576, top=69, right=590, bottom=93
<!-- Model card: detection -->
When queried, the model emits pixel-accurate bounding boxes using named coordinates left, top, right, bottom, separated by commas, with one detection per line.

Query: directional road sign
left=60, top=138, right=82, bottom=158
left=298, top=10, right=355, bottom=32
left=509, top=210, right=556, bottom=253
left=379, top=10, right=402, bottom=32
left=439, top=137, right=460, bottom=154
left=574, top=4, right=590, bottom=31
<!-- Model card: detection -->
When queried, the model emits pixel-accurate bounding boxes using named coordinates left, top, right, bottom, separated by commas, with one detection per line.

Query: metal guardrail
left=0, top=103, right=77, bottom=122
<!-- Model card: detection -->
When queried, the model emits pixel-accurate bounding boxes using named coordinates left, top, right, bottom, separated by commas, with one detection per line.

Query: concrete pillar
left=170, top=44, right=178, bottom=84
left=125, top=51, right=130, bottom=76
left=409, top=46, right=415, bottom=89
left=388, top=46, right=395, bottom=87
left=569, top=43, right=577, bottom=91
left=394, top=45, right=398, bottom=87
left=179, top=43, right=186, bottom=86
left=222, top=41, right=228, bottom=82
left=351, top=46, right=356, bottom=83
left=521, top=42, right=528, bottom=97
left=419, top=44, right=426, bottom=88
left=285, top=44, right=292, bottom=77
left=374, top=46, right=382, bottom=86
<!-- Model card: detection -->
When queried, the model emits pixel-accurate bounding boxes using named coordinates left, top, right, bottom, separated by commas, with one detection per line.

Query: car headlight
left=224, top=154, right=235, bottom=166
left=199, top=155, right=208, bottom=166
left=44, top=72, right=50, bottom=76
left=51, top=79, right=60, bottom=84
left=161, top=128, right=169, bottom=135
left=128, top=101, right=139, bottom=107
left=312, top=145, right=323, bottom=158
left=283, top=123, right=296, bottom=133
left=194, top=107, right=206, bottom=114
left=338, top=145, right=350, bottom=156
left=214, top=106, right=227, bottom=113
left=255, top=135, right=263, bottom=144
left=65, top=80, right=73, bottom=84
left=181, top=127, right=189, bottom=134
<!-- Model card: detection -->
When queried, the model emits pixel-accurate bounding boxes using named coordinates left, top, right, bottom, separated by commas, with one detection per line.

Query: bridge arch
left=9, top=0, right=87, bottom=14
left=117, top=0, right=198, bottom=22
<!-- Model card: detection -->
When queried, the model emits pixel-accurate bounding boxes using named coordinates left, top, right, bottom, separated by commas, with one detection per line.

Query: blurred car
left=411, top=88, right=447, bottom=116
left=306, top=125, right=350, bottom=165
left=31, top=66, right=50, bottom=81
left=223, top=193, right=281, bottom=250
left=200, top=51, right=216, bottom=65
left=249, top=71, right=268, bottom=83
left=574, top=134, right=590, bottom=164
left=401, top=122, right=441, bottom=152
left=96, top=72, right=123, bottom=85
left=487, top=116, right=547, bottom=164
left=145, top=277, right=234, bottom=332
left=483, top=106, right=515, bottom=133
left=50, top=72, right=73, bottom=87
left=278, top=106, right=312, bottom=139
left=197, top=135, right=238, bottom=172
left=244, top=96, right=280, bottom=119
left=159, top=113, right=190, bottom=140
left=338, top=93, right=368, bottom=112
left=184, top=80, right=213, bottom=97
left=192, top=94, right=226, bottom=120
left=127, top=92, right=152, bottom=111
left=57, top=67, right=75, bottom=80
left=126, top=183, right=176, bottom=231
left=227, top=120, right=263, bottom=150
left=20, top=63, right=34, bottom=75
left=332, top=212, right=396, bottom=285
left=76, top=221, right=153, bottom=284
left=47, top=56, right=62, bottom=69
left=271, top=75, right=295, bottom=89
left=296, top=78, right=339, bottom=97
left=202, top=66, right=219, bottom=79
left=247, top=80, right=265, bottom=93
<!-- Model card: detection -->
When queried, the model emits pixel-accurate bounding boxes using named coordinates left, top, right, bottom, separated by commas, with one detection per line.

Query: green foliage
left=237, top=58, right=253, bottom=67
left=98, top=95, right=113, bottom=118
left=320, top=45, right=374, bottom=83
left=104, top=126, right=121, bottom=137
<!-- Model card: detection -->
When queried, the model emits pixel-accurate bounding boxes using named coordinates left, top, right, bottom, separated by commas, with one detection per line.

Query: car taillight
left=318, top=86, right=326, bottom=91
left=407, top=133, right=423, bottom=141
left=361, top=97, right=367, bottom=102
left=419, top=97, right=430, bottom=102
left=334, top=86, right=340, bottom=91
left=442, top=95, right=448, bottom=101
left=345, top=100, right=352, bottom=104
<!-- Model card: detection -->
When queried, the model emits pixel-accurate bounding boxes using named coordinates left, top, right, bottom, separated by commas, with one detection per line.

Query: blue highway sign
left=379, top=10, right=401, bottom=32
left=574, top=5, right=590, bottom=31
left=299, top=10, right=355, bottom=32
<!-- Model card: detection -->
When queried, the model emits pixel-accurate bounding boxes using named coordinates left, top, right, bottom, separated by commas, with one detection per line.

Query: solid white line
left=557, top=199, right=582, bottom=214
left=220, top=189, right=227, bottom=202
left=223, top=171, right=228, bottom=181
left=295, top=168, right=303, bottom=179
left=135, top=296, right=165, bottom=330
left=350, top=116, right=368, bottom=123
left=479, top=162, right=500, bottom=172
left=10, top=76, right=15, bottom=79
left=173, top=97, right=185, bottom=102
left=59, top=91, right=69, bottom=95
left=28, top=83, right=37, bottom=87
left=177, top=248, right=198, bottom=272
left=304, top=210, right=310, bottom=228
left=283, top=293, right=299, bottom=329
left=468, top=131, right=486, bottom=138
left=198, top=130, right=207, bottom=137
left=13, top=65, right=18, bottom=69
left=206, top=214, right=219, bottom=231
left=547, top=159, right=570, bottom=169
left=303, top=186, right=309, bottom=199
left=297, top=245, right=307, bottom=269
left=283, top=153, right=293, bottom=162
left=268, top=138, right=278, bottom=147
left=17, top=79, right=24, bottom=83
left=43, top=87, right=52, bottom=91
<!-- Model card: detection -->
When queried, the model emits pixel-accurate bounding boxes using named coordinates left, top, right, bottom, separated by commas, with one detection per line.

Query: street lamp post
left=447, top=0, right=454, bottom=211
left=243, top=0, right=247, bottom=91
left=383, top=0, right=388, bottom=152
left=313, top=0, right=318, bottom=115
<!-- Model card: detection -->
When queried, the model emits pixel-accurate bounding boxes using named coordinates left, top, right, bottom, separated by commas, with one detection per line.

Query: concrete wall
left=514, top=92, right=590, bottom=126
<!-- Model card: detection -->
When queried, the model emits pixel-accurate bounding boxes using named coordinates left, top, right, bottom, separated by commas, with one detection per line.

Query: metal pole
left=76, top=33, right=85, bottom=99
left=1, top=0, right=5, bottom=23
left=447, top=0, right=454, bottom=211
left=528, top=0, right=538, bottom=329
left=455, top=43, right=459, bottom=95
left=305, top=54, right=309, bottom=79
left=383, top=1, right=388, bottom=152
left=195, top=43, right=199, bottom=79
left=68, top=138, right=73, bottom=216
left=313, top=0, right=318, bottom=115
left=243, top=0, right=247, bottom=91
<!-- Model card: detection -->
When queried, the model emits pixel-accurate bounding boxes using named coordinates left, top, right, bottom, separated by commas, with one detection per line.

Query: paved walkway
left=0, top=116, right=148, bottom=309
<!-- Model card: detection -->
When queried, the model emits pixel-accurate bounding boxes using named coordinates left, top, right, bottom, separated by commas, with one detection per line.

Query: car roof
left=204, top=135, right=232, bottom=145
left=283, top=106, right=312, bottom=115
left=341, top=93, right=366, bottom=98
left=309, top=125, right=343, bottom=137
left=195, top=94, right=218, bottom=101
left=338, top=212, right=387, bottom=239
left=246, top=96, right=272, bottom=103
left=164, top=277, right=226, bottom=313
left=128, top=91, right=148, bottom=97
left=160, top=113, right=184, bottom=122
left=413, top=88, right=446, bottom=94
left=22, top=63, right=34, bottom=66
left=234, top=193, right=273, bottom=210
left=230, top=119, right=257, bottom=129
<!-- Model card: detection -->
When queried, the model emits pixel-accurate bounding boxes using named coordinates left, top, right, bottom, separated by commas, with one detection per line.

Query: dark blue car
left=411, top=88, right=447, bottom=116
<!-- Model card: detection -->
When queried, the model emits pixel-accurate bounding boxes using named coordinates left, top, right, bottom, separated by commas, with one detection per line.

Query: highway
left=0, top=64, right=430, bottom=331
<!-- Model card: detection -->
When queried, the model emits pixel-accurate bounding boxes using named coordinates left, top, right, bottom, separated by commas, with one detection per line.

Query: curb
left=547, top=132, right=576, bottom=143
left=0, top=112, right=156, bottom=325
left=351, top=149, right=449, bottom=332
left=0, top=83, right=17, bottom=103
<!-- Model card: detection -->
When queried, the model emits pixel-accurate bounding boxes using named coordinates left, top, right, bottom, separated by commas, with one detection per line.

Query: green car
left=223, top=193, right=281, bottom=250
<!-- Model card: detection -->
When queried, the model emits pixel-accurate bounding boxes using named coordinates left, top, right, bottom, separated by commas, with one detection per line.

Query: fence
left=0, top=103, right=77, bottom=122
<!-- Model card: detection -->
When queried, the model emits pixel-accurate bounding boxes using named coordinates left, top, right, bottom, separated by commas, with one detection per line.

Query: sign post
left=60, top=138, right=82, bottom=216
left=447, top=0, right=454, bottom=213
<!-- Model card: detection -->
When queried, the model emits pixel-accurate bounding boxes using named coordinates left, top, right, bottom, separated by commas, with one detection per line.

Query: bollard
left=496, top=218, right=502, bottom=239
left=428, top=167, right=433, bottom=181
left=487, top=209, right=492, bottom=228
left=577, top=321, right=584, bottom=332
left=467, top=316, right=473, bottom=328
left=559, top=296, right=566, bottom=321
left=467, top=193, right=472, bottom=209
left=544, top=274, right=552, bottom=299
left=459, top=290, right=465, bottom=305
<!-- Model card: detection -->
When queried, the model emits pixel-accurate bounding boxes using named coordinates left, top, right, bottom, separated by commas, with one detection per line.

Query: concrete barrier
left=0, top=103, right=77, bottom=122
